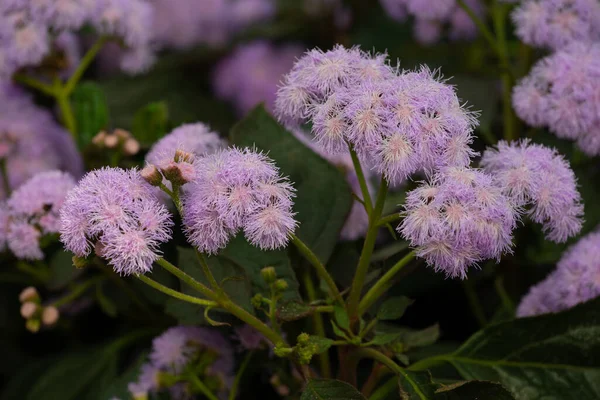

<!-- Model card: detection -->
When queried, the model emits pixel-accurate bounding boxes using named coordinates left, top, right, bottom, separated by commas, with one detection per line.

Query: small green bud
left=25, top=318, right=41, bottom=333
left=260, top=266, right=277, bottom=284
left=274, top=279, right=288, bottom=292
left=297, top=332, right=310, bottom=345
left=297, top=345, right=316, bottom=365
left=251, top=293, right=264, bottom=309
left=273, top=343, right=294, bottom=358
left=19, top=286, right=39, bottom=303
left=72, top=255, right=89, bottom=269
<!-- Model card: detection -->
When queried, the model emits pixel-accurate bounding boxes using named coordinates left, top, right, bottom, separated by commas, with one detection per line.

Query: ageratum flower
left=512, top=42, right=600, bottom=155
left=481, top=140, right=583, bottom=243
left=129, top=326, right=234, bottom=399
left=517, top=231, right=600, bottom=317
left=182, top=147, right=297, bottom=254
left=512, top=0, right=600, bottom=51
left=213, top=41, right=304, bottom=116
left=59, top=168, right=173, bottom=275
left=399, top=167, right=517, bottom=278
left=0, top=84, right=82, bottom=198
left=5, top=171, right=75, bottom=260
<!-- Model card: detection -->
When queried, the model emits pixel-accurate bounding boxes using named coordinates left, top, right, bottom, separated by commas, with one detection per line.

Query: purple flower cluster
left=182, top=147, right=297, bottom=254
left=275, top=46, right=478, bottom=186
left=512, top=42, right=600, bottom=156
left=213, top=41, right=304, bottom=116
left=291, top=128, right=371, bottom=240
left=399, top=167, right=517, bottom=278
left=59, top=168, right=173, bottom=275
left=517, top=231, right=600, bottom=317
left=481, top=140, right=583, bottom=243
left=2, top=171, right=75, bottom=260
left=129, top=326, right=234, bottom=399
left=379, top=0, right=484, bottom=45
left=0, top=0, right=155, bottom=78
left=512, top=0, right=600, bottom=51
left=0, top=84, right=82, bottom=198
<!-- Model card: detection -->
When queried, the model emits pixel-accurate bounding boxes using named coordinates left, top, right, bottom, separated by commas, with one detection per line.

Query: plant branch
left=304, top=271, right=331, bottom=378
left=12, top=74, right=55, bottom=96
left=188, top=373, right=220, bottom=400
left=64, top=36, right=108, bottom=95
left=348, top=143, right=373, bottom=214
left=228, top=351, right=254, bottom=400
left=136, top=275, right=217, bottom=307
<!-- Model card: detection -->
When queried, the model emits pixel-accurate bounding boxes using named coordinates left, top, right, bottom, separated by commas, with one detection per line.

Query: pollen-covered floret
left=481, top=140, right=583, bottom=243
left=182, top=147, right=297, bottom=254
left=59, top=167, right=173, bottom=275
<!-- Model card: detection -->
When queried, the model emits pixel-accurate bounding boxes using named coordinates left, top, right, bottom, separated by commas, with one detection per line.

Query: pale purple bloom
left=213, top=41, right=304, bottom=116
left=7, top=221, right=43, bottom=260
left=0, top=204, right=8, bottom=252
left=512, top=0, right=600, bottom=51
left=399, top=167, right=517, bottom=278
left=512, top=42, right=600, bottom=155
left=128, top=363, right=159, bottom=399
left=517, top=231, right=600, bottom=317
left=182, top=147, right=297, bottom=254
left=481, top=140, right=583, bottom=243
left=59, top=168, right=173, bottom=275
left=0, top=84, right=83, bottom=199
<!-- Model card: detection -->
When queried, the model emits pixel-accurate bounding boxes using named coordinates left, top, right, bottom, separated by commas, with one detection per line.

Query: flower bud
left=161, top=162, right=196, bottom=186
left=20, top=302, right=38, bottom=319
left=251, top=293, right=264, bottom=309
left=297, top=332, right=310, bottom=345
left=104, top=134, right=119, bottom=149
left=123, top=138, right=140, bottom=156
left=141, top=165, right=163, bottom=187
left=26, top=318, right=41, bottom=333
left=19, top=286, right=39, bottom=303
left=92, top=130, right=107, bottom=146
left=113, top=128, right=131, bottom=140
left=260, top=266, right=277, bottom=284
left=274, top=279, right=288, bottom=292
left=72, top=255, right=88, bottom=269
left=94, top=241, right=107, bottom=257
left=174, top=149, right=195, bottom=163
left=42, top=306, right=60, bottom=326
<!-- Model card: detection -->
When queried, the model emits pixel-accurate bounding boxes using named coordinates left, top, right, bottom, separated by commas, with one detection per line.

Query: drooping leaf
left=435, top=381, right=515, bottom=400
left=438, top=297, right=600, bottom=400
left=301, top=379, right=366, bottom=400
left=230, top=106, right=353, bottom=263
left=377, top=296, right=414, bottom=321
left=398, top=371, right=437, bottom=400
left=376, top=323, right=440, bottom=350
left=333, top=306, right=350, bottom=330
left=71, top=81, right=109, bottom=148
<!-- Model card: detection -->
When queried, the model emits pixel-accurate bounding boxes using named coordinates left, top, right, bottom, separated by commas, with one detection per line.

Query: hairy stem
left=376, top=213, right=402, bottom=227
left=290, top=234, right=343, bottom=305
left=12, top=74, right=56, bottom=96
left=196, top=250, right=225, bottom=296
left=55, top=90, right=77, bottom=138
left=347, top=178, right=388, bottom=321
left=348, top=144, right=373, bottom=214
left=136, top=275, right=217, bottom=307
left=64, top=36, right=108, bottom=95
left=304, top=271, right=332, bottom=379
left=358, top=251, right=416, bottom=317
left=463, top=279, right=487, bottom=328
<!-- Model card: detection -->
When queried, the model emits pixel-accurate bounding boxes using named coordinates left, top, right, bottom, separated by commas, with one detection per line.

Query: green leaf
left=331, top=321, right=351, bottom=340
left=276, top=301, right=313, bottom=322
left=333, top=306, right=350, bottom=330
left=376, top=323, right=440, bottom=350
left=440, top=297, right=600, bottom=400
left=131, top=101, right=169, bottom=146
left=220, top=235, right=300, bottom=301
left=101, top=352, right=149, bottom=400
left=230, top=106, right=353, bottom=263
left=435, top=381, right=515, bottom=400
left=301, top=379, right=366, bottom=400
left=308, top=336, right=334, bottom=355
left=47, top=250, right=78, bottom=290
left=368, top=332, right=403, bottom=346
left=399, top=371, right=437, bottom=400
left=71, top=81, right=109, bottom=148
left=377, top=296, right=414, bottom=321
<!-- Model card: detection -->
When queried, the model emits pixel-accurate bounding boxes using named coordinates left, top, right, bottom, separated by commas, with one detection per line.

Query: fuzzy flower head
left=277, top=47, right=478, bottom=186
left=59, top=167, right=173, bottom=275
left=399, top=167, right=517, bottom=278
left=213, top=41, right=305, bottom=116
left=512, top=42, right=600, bottom=155
left=481, top=140, right=583, bottom=243
left=512, top=0, right=600, bottom=51
left=182, top=147, right=297, bottom=254
left=5, top=171, right=75, bottom=260
left=517, top=231, right=600, bottom=317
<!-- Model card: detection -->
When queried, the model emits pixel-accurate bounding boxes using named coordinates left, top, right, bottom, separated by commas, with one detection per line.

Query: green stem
left=290, top=234, right=343, bottom=305
left=348, top=144, right=373, bottom=214
left=64, top=36, right=108, bottom=95
left=369, top=377, right=397, bottom=400
left=462, top=280, right=487, bottom=328
left=195, top=251, right=224, bottom=295
left=56, top=90, right=77, bottom=137
left=408, top=355, right=450, bottom=372
left=356, top=348, right=429, bottom=400
left=53, top=276, right=106, bottom=308
left=228, top=352, right=254, bottom=400
left=171, top=184, right=183, bottom=216
left=314, top=305, right=334, bottom=313
left=188, top=373, right=220, bottom=400
left=494, top=275, right=515, bottom=314
left=137, top=275, right=217, bottom=307
left=12, top=74, right=55, bottom=96
left=359, top=318, right=378, bottom=339
left=347, top=178, right=388, bottom=321
left=358, top=251, right=416, bottom=317
left=376, top=213, right=402, bottom=227
left=0, top=159, right=10, bottom=196
left=16, top=262, right=50, bottom=282
left=304, top=272, right=331, bottom=379
left=456, top=0, right=502, bottom=59
left=155, top=258, right=286, bottom=346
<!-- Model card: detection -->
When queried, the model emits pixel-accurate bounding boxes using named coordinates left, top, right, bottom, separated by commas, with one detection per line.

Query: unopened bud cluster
left=92, top=129, right=140, bottom=156
left=142, top=149, right=197, bottom=189
left=18, top=286, right=59, bottom=332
